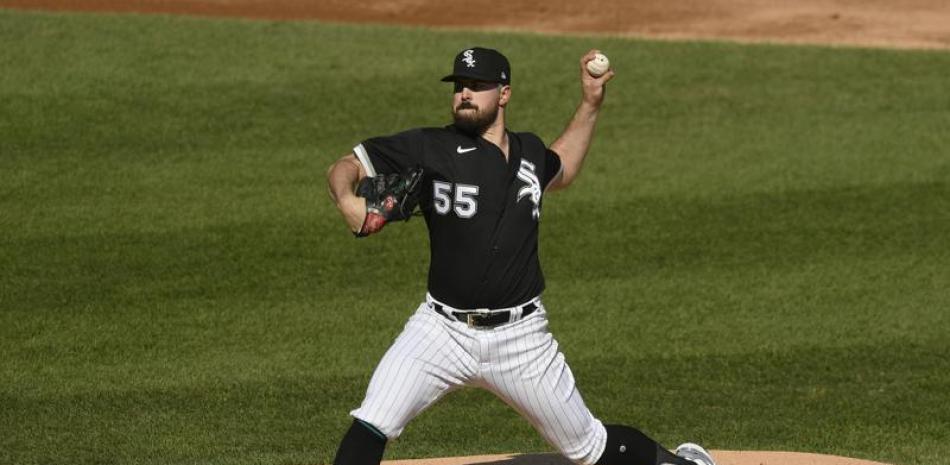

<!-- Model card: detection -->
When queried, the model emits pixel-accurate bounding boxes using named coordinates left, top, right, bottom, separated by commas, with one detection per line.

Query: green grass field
left=2, top=9, right=949, bottom=465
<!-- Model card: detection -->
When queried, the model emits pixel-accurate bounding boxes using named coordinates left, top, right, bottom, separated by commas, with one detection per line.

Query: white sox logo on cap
left=441, top=47, right=511, bottom=85
left=462, top=50, right=476, bottom=68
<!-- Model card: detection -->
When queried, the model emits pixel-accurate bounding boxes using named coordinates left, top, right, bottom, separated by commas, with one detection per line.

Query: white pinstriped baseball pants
left=350, top=297, right=607, bottom=465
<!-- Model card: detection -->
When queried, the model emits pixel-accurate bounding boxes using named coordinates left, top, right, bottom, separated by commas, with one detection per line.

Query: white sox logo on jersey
left=462, top=50, right=476, bottom=68
left=516, top=159, right=542, bottom=220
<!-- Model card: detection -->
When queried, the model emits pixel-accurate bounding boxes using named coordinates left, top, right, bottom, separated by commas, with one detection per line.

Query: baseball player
left=326, top=47, right=716, bottom=465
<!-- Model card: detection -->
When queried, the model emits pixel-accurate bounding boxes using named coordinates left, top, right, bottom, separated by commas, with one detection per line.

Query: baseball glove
left=354, top=166, right=424, bottom=237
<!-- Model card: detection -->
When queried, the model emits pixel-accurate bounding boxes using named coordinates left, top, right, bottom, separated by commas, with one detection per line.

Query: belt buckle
left=467, top=309, right=491, bottom=328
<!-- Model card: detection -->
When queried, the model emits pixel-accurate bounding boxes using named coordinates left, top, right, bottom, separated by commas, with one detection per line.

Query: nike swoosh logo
left=456, top=146, right=477, bottom=154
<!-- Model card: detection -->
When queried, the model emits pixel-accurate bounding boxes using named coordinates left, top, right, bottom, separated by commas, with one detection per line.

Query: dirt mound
left=381, top=451, right=894, bottom=465
left=2, top=0, right=949, bottom=49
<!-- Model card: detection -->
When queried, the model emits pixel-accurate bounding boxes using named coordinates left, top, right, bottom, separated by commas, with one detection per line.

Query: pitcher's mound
left=382, top=451, right=893, bottom=465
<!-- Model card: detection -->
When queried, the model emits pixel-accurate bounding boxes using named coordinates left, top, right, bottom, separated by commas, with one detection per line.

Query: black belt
left=431, top=302, right=538, bottom=328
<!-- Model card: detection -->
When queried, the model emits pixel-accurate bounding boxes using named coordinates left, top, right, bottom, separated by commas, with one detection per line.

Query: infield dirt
left=1, top=0, right=949, bottom=49
left=380, top=451, right=895, bottom=465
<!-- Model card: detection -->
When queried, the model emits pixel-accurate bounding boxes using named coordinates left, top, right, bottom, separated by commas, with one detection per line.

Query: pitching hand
left=580, top=49, right=615, bottom=107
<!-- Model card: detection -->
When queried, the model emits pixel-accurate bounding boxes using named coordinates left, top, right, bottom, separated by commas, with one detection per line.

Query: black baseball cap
left=440, top=47, right=511, bottom=85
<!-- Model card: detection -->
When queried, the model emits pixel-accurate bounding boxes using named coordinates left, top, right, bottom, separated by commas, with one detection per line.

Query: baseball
left=586, top=53, right=610, bottom=77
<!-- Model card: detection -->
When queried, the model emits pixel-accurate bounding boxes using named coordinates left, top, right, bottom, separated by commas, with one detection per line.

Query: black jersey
left=354, top=125, right=562, bottom=309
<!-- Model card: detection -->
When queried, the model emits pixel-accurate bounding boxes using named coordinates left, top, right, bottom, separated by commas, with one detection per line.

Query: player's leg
left=481, top=305, right=702, bottom=465
left=333, top=419, right=387, bottom=465
left=476, top=304, right=605, bottom=464
left=596, top=425, right=699, bottom=465
left=333, top=302, right=477, bottom=465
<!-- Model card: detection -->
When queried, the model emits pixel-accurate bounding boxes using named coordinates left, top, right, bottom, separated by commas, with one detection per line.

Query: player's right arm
left=327, top=153, right=368, bottom=233
left=546, top=49, right=614, bottom=191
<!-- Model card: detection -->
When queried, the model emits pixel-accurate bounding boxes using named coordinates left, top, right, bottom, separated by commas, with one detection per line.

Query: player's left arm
left=546, top=49, right=615, bottom=191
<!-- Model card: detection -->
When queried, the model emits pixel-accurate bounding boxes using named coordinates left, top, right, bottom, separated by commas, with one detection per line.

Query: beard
left=452, top=101, right=499, bottom=136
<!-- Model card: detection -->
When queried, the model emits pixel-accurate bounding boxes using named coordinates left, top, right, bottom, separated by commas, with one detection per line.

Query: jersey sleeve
left=353, top=128, right=424, bottom=176
left=542, top=148, right=563, bottom=191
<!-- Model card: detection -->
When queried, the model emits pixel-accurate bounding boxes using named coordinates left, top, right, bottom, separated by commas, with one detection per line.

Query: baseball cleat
left=675, top=442, right=717, bottom=465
